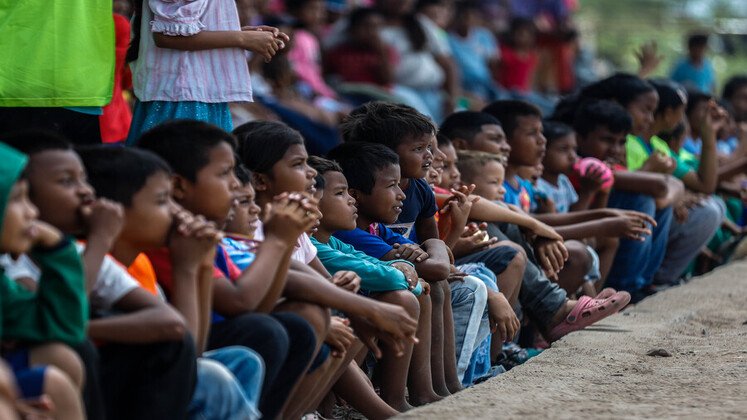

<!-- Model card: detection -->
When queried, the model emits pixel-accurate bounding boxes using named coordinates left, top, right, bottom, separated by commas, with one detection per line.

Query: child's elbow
left=159, top=311, right=189, bottom=341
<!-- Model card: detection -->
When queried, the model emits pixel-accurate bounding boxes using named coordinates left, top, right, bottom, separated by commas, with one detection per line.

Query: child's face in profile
left=438, top=143, right=462, bottom=190
left=1, top=180, right=39, bottom=255
left=353, top=163, right=405, bottom=225
left=264, top=144, right=317, bottom=197
left=428, top=137, right=446, bottom=186
left=508, top=116, right=546, bottom=166
left=25, top=150, right=95, bottom=235
left=470, top=160, right=506, bottom=202
left=543, top=133, right=578, bottom=176
left=577, top=126, right=627, bottom=166
left=395, top=133, right=434, bottom=180
left=470, top=124, right=511, bottom=163
left=627, top=90, right=659, bottom=137
left=225, top=183, right=261, bottom=238
left=119, top=171, right=175, bottom=250
left=177, top=141, right=240, bottom=225
left=318, top=171, right=358, bottom=232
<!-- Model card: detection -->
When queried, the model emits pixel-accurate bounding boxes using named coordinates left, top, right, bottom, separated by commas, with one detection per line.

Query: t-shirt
left=503, top=176, right=533, bottom=213
left=127, top=253, right=160, bottom=296
left=535, top=174, right=579, bottom=213
left=311, top=235, right=422, bottom=295
left=626, top=134, right=691, bottom=179
left=448, top=27, right=499, bottom=89
left=0, top=0, right=114, bottom=107
left=378, top=15, right=449, bottom=89
left=221, top=237, right=258, bottom=271
left=287, top=29, right=337, bottom=99
left=0, top=245, right=139, bottom=317
left=253, top=222, right=317, bottom=264
left=670, top=58, right=715, bottom=93
left=497, top=45, right=538, bottom=93
left=387, top=178, right=438, bottom=243
left=325, top=43, right=399, bottom=88
left=333, top=224, right=416, bottom=260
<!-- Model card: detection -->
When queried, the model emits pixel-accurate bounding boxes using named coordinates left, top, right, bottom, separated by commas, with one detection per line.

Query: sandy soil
left=398, top=261, right=747, bottom=419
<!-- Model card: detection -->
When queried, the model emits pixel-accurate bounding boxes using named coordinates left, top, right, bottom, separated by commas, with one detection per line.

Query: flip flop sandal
left=595, top=287, right=616, bottom=300
left=547, top=292, right=631, bottom=343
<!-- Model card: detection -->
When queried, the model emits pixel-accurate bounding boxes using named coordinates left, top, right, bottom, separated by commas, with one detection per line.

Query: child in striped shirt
left=126, top=0, right=290, bottom=144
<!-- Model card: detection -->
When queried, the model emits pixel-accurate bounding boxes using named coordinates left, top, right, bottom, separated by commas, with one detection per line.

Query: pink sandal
left=547, top=291, right=631, bottom=343
left=594, top=287, right=616, bottom=300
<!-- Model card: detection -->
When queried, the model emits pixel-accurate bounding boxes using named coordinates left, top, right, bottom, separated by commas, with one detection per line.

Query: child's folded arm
left=313, top=237, right=415, bottom=293
left=87, top=288, right=187, bottom=344
left=2, top=238, right=88, bottom=345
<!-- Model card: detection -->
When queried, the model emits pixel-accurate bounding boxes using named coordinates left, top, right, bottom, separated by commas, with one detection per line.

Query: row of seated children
left=0, top=99, right=636, bottom=418
left=4, top=80, right=743, bottom=417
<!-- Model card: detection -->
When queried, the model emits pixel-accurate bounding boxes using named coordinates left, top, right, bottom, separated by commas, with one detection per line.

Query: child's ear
left=252, top=172, right=270, bottom=192
left=452, top=137, right=468, bottom=150
left=171, top=175, right=189, bottom=201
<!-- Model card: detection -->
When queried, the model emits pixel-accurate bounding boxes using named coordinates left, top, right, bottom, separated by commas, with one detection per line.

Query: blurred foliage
left=576, top=0, right=747, bottom=91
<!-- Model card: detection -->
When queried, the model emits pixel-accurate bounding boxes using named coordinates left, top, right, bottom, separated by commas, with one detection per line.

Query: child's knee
left=30, top=343, right=84, bottom=391
left=495, top=240, right=527, bottom=257
left=43, top=366, right=82, bottom=411
left=565, top=240, right=593, bottom=272
left=376, top=290, right=420, bottom=319
left=278, top=301, right=331, bottom=340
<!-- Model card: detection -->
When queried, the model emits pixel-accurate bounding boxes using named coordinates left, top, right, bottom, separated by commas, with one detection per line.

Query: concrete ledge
left=399, top=261, right=747, bottom=419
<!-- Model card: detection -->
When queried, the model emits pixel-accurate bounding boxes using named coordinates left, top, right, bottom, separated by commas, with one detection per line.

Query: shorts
left=3, top=348, right=47, bottom=398
left=584, top=245, right=601, bottom=283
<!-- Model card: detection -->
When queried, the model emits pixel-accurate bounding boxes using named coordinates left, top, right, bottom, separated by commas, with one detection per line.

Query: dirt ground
left=399, top=261, right=747, bottom=419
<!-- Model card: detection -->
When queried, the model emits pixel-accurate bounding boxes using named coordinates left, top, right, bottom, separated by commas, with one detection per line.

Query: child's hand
left=331, top=270, right=361, bottom=293
left=325, top=316, right=355, bottom=358
left=367, top=300, right=419, bottom=345
left=169, top=207, right=222, bottom=272
left=31, top=220, right=64, bottom=249
left=487, top=292, right=520, bottom=343
left=635, top=40, right=663, bottom=78
left=390, top=261, right=419, bottom=291
left=578, top=163, right=609, bottom=192
left=452, top=222, right=498, bottom=258
left=447, top=265, right=468, bottom=283
left=241, top=26, right=290, bottom=43
left=81, top=198, right=125, bottom=245
left=419, top=279, right=430, bottom=295
left=700, top=100, right=729, bottom=142
left=534, top=237, right=568, bottom=280
left=530, top=220, right=563, bottom=241
left=239, top=29, right=285, bottom=61
left=263, top=193, right=320, bottom=246
left=392, top=243, right=429, bottom=263
left=442, top=187, right=480, bottom=230
left=641, top=152, right=675, bottom=174
left=606, top=216, right=652, bottom=241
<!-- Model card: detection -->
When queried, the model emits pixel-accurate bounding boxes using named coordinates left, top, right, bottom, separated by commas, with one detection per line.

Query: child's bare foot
left=433, top=384, right=451, bottom=398
left=446, top=381, right=464, bottom=394
left=386, top=400, right=414, bottom=412
left=409, top=392, right=443, bottom=407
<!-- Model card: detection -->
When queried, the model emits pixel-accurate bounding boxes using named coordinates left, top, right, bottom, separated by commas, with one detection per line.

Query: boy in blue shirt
left=670, top=33, right=715, bottom=94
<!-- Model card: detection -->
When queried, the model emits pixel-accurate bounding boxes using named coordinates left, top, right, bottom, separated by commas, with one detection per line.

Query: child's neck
left=541, top=171, right=561, bottom=186
left=354, top=212, right=376, bottom=232
left=111, top=240, right=142, bottom=267
left=505, top=164, right=521, bottom=187
left=313, top=226, right=333, bottom=243
left=399, top=177, right=411, bottom=191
